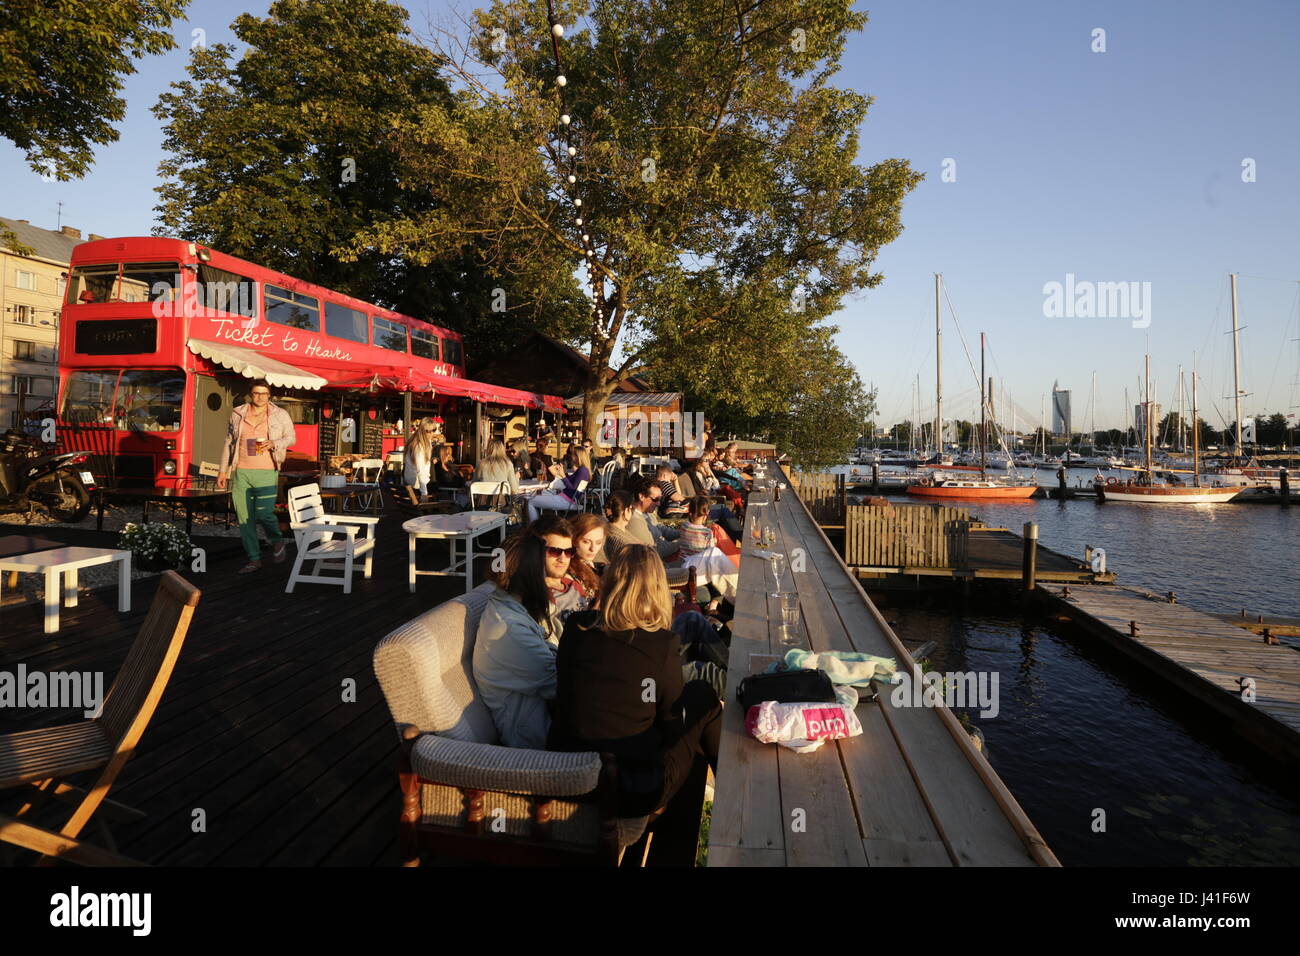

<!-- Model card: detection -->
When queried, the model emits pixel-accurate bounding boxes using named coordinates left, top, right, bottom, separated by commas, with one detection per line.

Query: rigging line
left=937, top=281, right=984, bottom=394
left=1260, top=282, right=1299, bottom=415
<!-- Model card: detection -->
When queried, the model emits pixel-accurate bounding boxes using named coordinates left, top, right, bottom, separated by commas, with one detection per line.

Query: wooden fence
left=790, top=469, right=846, bottom=525
left=844, top=504, right=973, bottom=569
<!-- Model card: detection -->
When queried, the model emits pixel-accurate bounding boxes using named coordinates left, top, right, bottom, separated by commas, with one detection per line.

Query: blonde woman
left=547, top=545, right=722, bottom=818
left=403, top=417, right=437, bottom=496
left=476, top=438, right=520, bottom=495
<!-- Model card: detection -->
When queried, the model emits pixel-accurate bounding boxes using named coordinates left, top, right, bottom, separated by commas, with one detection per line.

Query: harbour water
left=851, top=477, right=1300, bottom=866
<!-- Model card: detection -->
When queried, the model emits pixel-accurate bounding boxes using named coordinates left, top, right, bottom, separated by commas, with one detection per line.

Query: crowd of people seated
left=455, top=431, right=759, bottom=836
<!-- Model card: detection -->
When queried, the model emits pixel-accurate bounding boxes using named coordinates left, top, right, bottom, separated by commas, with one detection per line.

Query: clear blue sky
left=3, top=0, right=1298, bottom=432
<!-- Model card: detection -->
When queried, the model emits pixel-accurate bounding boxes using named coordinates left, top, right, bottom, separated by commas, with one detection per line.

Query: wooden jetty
left=1040, top=583, right=1300, bottom=763
left=708, top=465, right=1058, bottom=866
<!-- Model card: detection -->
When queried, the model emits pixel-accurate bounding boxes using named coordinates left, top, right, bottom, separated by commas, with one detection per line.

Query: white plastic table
left=0, top=547, right=132, bottom=635
left=403, top=512, right=507, bottom=594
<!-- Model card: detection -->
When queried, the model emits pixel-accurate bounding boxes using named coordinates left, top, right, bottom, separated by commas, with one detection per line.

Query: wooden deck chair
left=0, top=571, right=201, bottom=866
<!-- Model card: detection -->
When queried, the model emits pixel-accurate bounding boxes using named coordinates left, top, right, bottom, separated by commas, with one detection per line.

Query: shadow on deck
left=0, top=517, right=491, bottom=866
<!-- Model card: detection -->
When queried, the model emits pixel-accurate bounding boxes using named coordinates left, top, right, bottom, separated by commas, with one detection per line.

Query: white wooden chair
left=286, top=483, right=379, bottom=594
left=468, top=480, right=510, bottom=512
left=345, top=458, right=385, bottom=514
left=536, top=479, right=588, bottom=519
left=587, top=461, right=619, bottom=512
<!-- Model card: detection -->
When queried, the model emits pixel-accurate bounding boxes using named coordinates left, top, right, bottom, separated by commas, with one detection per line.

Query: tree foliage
left=152, top=0, right=585, bottom=360
left=0, top=0, right=189, bottom=179
left=348, top=0, right=920, bottom=437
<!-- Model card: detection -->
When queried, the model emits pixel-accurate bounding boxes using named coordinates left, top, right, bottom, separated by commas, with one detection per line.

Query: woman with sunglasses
left=473, top=517, right=587, bottom=749
left=548, top=545, right=722, bottom=820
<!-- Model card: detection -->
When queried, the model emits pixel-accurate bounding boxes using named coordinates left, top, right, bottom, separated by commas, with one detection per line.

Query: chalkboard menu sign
left=318, top=420, right=338, bottom=459
left=361, top=420, right=384, bottom=458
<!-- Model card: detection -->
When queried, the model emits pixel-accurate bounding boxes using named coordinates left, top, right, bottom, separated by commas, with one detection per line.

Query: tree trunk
left=583, top=378, right=619, bottom=450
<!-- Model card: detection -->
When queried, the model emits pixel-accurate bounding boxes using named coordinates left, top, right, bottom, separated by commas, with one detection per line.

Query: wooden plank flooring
left=0, top=518, right=493, bottom=865
left=708, top=471, right=1058, bottom=866
left=1042, top=583, right=1300, bottom=760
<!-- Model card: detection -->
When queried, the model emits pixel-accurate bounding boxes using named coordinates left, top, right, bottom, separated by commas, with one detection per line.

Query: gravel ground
left=0, top=503, right=242, bottom=608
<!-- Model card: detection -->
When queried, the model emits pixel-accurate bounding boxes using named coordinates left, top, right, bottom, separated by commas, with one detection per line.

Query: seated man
left=628, top=477, right=680, bottom=561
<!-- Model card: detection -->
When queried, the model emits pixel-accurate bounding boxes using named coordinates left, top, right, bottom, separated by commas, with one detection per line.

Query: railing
left=844, top=503, right=973, bottom=569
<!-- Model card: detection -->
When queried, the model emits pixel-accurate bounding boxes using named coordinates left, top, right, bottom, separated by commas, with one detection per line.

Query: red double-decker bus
left=56, top=237, right=564, bottom=488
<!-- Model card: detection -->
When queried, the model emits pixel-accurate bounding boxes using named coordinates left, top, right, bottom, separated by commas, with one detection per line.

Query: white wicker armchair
left=373, top=583, right=649, bottom=865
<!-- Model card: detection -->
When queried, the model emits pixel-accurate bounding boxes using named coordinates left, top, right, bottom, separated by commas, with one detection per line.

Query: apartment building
left=0, top=217, right=105, bottom=428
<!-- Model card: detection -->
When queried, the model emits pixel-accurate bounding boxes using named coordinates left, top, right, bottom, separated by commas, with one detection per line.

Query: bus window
left=373, top=316, right=408, bottom=353
left=444, top=338, right=463, bottom=367
left=114, top=369, right=184, bottom=432
left=120, top=262, right=180, bottom=303
left=198, top=263, right=257, bottom=318
left=411, top=328, right=439, bottom=360
left=264, top=284, right=320, bottom=332
left=66, top=264, right=120, bottom=304
left=273, top=396, right=319, bottom=425
left=60, top=370, right=120, bottom=424
left=326, top=302, right=368, bottom=344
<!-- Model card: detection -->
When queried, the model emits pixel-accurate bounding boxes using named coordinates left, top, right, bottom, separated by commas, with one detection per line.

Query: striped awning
left=187, top=338, right=328, bottom=390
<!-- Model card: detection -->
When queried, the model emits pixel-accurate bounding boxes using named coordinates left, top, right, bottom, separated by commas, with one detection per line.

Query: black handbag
left=736, top=668, right=836, bottom=710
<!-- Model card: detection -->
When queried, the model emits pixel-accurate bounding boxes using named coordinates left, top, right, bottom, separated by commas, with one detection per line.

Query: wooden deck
left=1042, top=583, right=1300, bottom=763
left=708, top=467, right=1058, bottom=866
left=0, top=519, right=492, bottom=865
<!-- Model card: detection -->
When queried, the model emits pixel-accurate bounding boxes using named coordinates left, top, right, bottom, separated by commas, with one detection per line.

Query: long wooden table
left=708, top=465, right=1058, bottom=866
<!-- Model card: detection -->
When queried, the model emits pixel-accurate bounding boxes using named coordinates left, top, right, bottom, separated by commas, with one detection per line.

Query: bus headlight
left=163, top=460, right=177, bottom=476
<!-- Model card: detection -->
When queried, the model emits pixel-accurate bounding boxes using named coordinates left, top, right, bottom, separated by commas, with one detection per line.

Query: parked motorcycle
left=0, top=429, right=96, bottom=522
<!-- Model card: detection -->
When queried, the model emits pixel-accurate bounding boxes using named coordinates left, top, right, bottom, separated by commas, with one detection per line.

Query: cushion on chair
left=373, top=582, right=498, bottom=744
left=411, top=734, right=601, bottom=795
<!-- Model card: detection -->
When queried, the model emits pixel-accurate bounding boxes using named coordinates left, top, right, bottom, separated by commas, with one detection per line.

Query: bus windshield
left=59, top=369, right=184, bottom=431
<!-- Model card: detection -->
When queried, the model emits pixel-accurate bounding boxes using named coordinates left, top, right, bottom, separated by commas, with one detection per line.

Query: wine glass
left=769, top=552, right=786, bottom=597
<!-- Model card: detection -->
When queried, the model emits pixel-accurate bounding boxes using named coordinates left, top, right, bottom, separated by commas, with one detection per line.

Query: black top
left=530, top=452, right=555, bottom=477
left=548, top=610, right=686, bottom=779
left=433, top=461, right=464, bottom=488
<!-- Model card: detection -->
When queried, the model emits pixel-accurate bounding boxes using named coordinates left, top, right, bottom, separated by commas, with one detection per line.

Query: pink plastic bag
left=745, top=699, right=862, bottom=745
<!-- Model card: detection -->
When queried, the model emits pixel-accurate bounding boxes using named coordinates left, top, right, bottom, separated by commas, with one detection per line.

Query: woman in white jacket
left=403, top=418, right=437, bottom=496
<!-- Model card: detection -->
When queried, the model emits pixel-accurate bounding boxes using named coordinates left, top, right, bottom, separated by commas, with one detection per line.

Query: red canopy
left=287, top=358, right=562, bottom=410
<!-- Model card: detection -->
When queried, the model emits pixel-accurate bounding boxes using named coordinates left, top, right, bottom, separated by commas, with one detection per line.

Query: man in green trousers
left=216, top=379, right=298, bottom=573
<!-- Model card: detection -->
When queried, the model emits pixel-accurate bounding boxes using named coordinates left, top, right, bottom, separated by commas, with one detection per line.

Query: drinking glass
left=778, top=592, right=800, bottom=645
left=769, top=552, right=786, bottom=597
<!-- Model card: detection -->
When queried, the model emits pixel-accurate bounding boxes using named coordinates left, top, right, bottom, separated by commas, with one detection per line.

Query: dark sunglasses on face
left=545, top=546, right=576, bottom=558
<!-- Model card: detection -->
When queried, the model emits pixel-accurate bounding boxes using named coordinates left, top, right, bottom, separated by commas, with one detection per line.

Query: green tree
left=0, top=0, right=188, bottom=180
left=152, top=0, right=584, bottom=358
left=349, top=0, right=920, bottom=438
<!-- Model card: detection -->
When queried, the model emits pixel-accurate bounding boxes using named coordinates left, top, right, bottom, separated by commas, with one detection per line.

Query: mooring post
left=1280, top=467, right=1290, bottom=507
left=1021, top=521, right=1038, bottom=591
left=1056, top=465, right=1068, bottom=500
left=1129, top=620, right=1140, bottom=638
left=872, top=461, right=880, bottom=494
left=1263, top=628, right=1278, bottom=645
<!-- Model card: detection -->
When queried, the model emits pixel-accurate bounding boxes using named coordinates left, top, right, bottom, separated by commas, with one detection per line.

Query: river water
left=840, top=474, right=1300, bottom=865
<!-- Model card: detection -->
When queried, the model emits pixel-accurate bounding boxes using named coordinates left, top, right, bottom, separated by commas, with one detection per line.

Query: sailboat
left=909, top=303, right=1037, bottom=500
left=1096, top=354, right=1242, bottom=504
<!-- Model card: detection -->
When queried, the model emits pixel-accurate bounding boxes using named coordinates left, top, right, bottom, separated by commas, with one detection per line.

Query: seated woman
left=472, top=519, right=580, bottom=749
left=510, top=437, right=535, bottom=480
left=589, top=501, right=727, bottom=687
left=676, top=496, right=739, bottom=606
left=433, top=443, right=466, bottom=489
left=475, top=438, right=520, bottom=509
left=527, top=444, right=591, bottom=522
left=604, top=489, right=652, bottom=554
left=548, top=545, right=723, bottom=818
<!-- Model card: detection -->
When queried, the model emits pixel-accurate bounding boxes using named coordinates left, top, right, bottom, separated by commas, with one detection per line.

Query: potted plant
left=118, top=521, right=191, bottom=572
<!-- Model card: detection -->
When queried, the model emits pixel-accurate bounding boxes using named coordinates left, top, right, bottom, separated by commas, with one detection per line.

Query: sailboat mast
left=1192, top=364, right=1201, bottom=487
left=1177, top=365, right=1185, bottom=453
left=1040, top=393, right=1046, bottom=456
left=1231, top=272, right=1243, bottom=455
left=980, top=332, right=986, bottom=474
left=1145, top=354, right=1153, bottom=474
left=934, top=273, right=942, bottom=458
